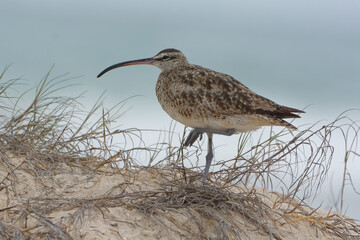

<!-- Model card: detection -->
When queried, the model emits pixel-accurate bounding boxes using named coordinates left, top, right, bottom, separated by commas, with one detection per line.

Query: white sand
left=0, top=152, right=358, bottom=239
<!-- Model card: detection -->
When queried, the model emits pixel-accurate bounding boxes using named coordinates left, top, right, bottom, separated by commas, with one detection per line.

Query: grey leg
left=202, top=132, right=213, bottom=184
left=184, top=128, right=235, bottom=147
left=183, top=128, right=235, bottom=184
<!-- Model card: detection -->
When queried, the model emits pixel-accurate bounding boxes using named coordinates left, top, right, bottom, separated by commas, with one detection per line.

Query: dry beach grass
left=0, top=67, right=359, bottom=239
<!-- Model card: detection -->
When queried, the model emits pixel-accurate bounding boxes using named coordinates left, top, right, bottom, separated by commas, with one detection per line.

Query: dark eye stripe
left=162, top=55, right=170, bottom=60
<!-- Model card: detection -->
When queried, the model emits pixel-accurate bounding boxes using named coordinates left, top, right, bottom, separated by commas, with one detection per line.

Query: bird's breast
left=156, top=71, right=200, bottom=123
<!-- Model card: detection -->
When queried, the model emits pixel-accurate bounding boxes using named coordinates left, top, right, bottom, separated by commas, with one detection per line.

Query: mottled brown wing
left=164, top=64, right=304, bottom=119
left=163, top=65, right=251, bottom=117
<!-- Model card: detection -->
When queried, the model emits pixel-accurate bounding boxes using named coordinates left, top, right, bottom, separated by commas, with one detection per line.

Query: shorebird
left=97, top=48, right=304, bottom=184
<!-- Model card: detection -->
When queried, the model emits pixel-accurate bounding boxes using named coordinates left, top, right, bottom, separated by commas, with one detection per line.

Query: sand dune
left=1, top=151, right=358, bottom=239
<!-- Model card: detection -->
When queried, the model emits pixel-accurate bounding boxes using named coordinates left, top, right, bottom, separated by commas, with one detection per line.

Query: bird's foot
left=184, top=129, right=203, bottom=147
left=184, top=128, right=235, bottom=147
left=215, top=128, right=236, bottom=136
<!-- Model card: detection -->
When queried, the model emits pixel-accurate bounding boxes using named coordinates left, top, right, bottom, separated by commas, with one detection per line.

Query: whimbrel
left=97, top=48, right=304, bottom=184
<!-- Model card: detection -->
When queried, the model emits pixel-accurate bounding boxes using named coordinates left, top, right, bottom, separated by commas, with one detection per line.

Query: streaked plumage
left=152, top=49, right=303, bottom=132
left=98, top=48, right=304, bottom=183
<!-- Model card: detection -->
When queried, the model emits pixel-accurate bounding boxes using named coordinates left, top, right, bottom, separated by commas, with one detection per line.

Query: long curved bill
left=97, top=57, right=154, bottom=78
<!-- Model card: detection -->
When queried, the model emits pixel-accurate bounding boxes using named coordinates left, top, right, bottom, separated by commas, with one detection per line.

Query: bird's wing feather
left=169, top=66, right=249, bottom=115
left=164, top=65, right=304, bottom=120
left=165, top=65, right=303, bottom=118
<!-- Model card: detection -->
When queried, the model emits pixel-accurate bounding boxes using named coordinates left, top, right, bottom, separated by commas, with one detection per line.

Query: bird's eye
left=162, top=55, right=170, bottom=60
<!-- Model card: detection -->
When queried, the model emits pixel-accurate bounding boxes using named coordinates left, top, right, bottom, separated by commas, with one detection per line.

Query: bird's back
left=156, top=64, right=303, bottom=133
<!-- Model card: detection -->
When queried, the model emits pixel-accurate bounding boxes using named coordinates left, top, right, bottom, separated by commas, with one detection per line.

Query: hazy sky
left=2, top=0, right=359, bottom=117
left=1, top=0, right=360, bottom=220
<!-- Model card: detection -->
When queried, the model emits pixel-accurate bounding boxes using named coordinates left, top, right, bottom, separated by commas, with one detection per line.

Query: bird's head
left=97, top=48, right=188, bottom=78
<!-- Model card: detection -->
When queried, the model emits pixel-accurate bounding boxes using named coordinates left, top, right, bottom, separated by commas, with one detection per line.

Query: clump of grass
left=0, top=66, right=359, bottom=239
left=0, top=66, right=145, bottom=170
